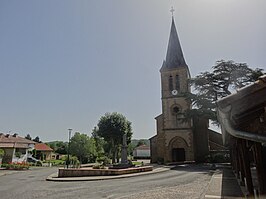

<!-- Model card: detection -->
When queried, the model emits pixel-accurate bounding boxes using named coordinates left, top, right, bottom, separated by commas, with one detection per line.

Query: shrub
left=15, top=152, right=22, bottom=158
left=0, top=149, right=4, bottom=158
left=3, top=162, right=29, bottom=170
left=43, top=159, right=65, bottom=166
left=207, top=152, right=230, bottom=163
left=96, top=156, right=110, bottom=165
left=212, top=153, right=230, bottom=163
left=92, top=164, right=105, bottom=169
left=62, top=155, right=80, bottom=168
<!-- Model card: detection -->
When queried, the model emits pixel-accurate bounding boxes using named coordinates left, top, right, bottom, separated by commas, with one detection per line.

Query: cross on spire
left=170, top=6, right=175, bottom=16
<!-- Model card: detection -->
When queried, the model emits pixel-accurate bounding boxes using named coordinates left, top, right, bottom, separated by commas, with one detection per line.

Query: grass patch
left=43, top=159, right=65, bottom=166
left=132, top=161, right=144, bottom=166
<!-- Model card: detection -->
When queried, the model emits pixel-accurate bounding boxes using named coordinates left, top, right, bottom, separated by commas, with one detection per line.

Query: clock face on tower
left=171, top=90, right=178, bottom=95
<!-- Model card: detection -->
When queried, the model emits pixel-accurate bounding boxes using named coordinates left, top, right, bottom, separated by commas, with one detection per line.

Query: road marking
left=205, top=195, right=221, bottom=198
left=213, top=176, right=236, bottom=180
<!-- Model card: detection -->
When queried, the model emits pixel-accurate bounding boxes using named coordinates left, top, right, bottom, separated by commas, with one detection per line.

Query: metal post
left=67, top=128, right=72, bottom=169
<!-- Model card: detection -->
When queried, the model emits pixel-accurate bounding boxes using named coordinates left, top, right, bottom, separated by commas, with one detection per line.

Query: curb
left=46, top=166, right=172, bottom=182
left=204, top=166, right=245, bottom=199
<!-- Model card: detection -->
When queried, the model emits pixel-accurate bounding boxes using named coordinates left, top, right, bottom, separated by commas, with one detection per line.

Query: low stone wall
left=58, top=166, right=153, bottom=178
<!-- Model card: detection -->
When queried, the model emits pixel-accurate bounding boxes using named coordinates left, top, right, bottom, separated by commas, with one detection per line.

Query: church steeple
left=162, top=17, right=187, bottom=70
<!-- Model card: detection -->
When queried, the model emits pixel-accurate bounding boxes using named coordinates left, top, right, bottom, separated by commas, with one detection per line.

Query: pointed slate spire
left=163, top=17, right=187, bottom=69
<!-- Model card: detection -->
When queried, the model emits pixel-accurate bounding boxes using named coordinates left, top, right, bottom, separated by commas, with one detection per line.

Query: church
left=150, top=14, right=222, bottom=163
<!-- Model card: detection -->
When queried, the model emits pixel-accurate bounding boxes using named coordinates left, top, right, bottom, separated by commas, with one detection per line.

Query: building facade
left=150, top=16, right=209, bottom=163
left=0, top=133, right=36, bottom=163
left=133, top=145, right=150, bottom=159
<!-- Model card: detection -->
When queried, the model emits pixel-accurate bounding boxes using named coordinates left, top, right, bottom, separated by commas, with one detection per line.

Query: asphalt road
left=0, top=165, right=213, bottom=199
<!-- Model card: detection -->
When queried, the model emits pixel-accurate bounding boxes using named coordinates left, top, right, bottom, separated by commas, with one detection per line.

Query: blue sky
left=0, top=0, right=265, bottom=141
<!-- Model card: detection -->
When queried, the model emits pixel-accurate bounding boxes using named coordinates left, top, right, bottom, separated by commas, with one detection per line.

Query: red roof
left=34, top=143, right=53, bottom=151
left=135, top=145, right=150, bottom=150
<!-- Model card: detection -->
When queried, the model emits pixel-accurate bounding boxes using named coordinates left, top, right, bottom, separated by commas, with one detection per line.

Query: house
left=133, top=145, right=150, bottom=159
left=34, top=143, right=53, bottom=161
left=0, top=133, right=36, bottom=163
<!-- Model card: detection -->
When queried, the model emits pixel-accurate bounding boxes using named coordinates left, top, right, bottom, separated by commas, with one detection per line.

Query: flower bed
left=58, top=166, right=153, bottom=177
left=2, top=162, right=29, bottom=170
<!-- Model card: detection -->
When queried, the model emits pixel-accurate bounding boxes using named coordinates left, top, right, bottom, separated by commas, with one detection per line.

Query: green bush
left=92, top=164, right=105, bottom=169
left=2, top=162, right=29, bottom=170
left=132, top=161, right=143, bottom=166
left=0, top=149, right=4, bottom=158
left=213, top=153, right=230, bottom=163
left=96, top=156, right=110, bottom=165
left=62, top=155, right=80, bottom=168
left=43, top=159, right=65, bottom=166
left=207, top=152, right=230, bottom=163
left=15, top=152, right=22, bottom=158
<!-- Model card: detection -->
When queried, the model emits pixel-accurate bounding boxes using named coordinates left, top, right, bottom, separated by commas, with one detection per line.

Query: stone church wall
left=193, top=116, right=210, bottom=162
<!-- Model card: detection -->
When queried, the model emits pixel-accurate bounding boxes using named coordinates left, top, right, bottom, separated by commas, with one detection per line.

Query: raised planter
left=58, top=166, right=153, bottom=178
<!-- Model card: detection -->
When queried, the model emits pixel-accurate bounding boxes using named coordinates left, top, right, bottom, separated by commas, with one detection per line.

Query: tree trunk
left=111, top=139, right=115, bottom=164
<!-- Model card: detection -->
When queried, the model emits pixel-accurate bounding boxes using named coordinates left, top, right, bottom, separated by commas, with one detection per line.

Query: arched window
left=175, top=75, right=180, bottom=91
left=169, top=76, right=173, bottom=91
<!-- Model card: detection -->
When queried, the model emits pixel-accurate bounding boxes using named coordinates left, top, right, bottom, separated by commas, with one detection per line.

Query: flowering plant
left=3, top=162, right=29, bottom=170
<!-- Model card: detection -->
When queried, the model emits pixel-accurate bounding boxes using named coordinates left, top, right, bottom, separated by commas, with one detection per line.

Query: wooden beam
left=253, top=143, right=266, bottom=195
left=239, top=139, right=254, bottom=195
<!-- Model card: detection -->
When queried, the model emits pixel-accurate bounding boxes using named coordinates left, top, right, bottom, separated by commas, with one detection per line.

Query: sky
left=0, top=0, right=265, bottom=142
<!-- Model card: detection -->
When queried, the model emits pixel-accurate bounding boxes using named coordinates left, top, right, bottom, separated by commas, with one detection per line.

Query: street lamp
left=67, top=128, right=72, bottom=169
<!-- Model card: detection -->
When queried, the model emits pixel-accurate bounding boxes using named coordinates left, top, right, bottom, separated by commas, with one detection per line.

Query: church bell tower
left=160, top=16, right=191, bottom=130
left=150, top=11, right=195, bottom=163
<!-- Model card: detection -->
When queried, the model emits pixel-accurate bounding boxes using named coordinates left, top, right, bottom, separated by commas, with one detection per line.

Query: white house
left=133, top=145, right=150, bottom=159
left=0, top=133, right=36, bottom=163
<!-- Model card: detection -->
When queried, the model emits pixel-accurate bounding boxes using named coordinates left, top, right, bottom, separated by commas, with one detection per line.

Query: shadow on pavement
left=221, top=167, right=244, bottom=198
left=170, top=163, right=215, bottom=176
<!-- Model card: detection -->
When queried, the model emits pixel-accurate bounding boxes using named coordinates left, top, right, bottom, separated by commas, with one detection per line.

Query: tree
left=136, top=139, right=146, bottom=147
left=33, top=136, right=41, bottom=143
left=25, top=134, right=32, bottom=140
left=46, top=141, right=68, bottom=154
left=91, top=127, right=105, bottom=156
left=69, top=132, right=97, bottom=164
left=189, top=60, right=264, bottom=123
left=95, top=112, right=133, bottom=163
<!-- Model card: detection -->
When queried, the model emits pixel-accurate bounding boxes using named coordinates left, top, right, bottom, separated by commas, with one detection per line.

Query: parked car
left=27, top=156, right=42, bottom=166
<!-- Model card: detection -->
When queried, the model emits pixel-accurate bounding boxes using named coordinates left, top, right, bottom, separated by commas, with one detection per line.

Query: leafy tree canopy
left=91, top=127, right=105, bottom=156
left=33, top=136, right=42, bottom=143
left=136, top=139, right=148, bottom=147
left=94, top=112, right=133, bottom=163
left=46, top=141, right=68, bottom=154
left=97, top=112, right=133, bottom=145
left=25, top=134, right=32, bottom=140
left=189, top=60, right=264, bottom=123
left=69, top=132, right=97, bottom=164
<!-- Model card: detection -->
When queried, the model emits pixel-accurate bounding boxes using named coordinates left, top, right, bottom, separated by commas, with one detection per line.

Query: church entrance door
left=172, top=148, right=185, bottom=162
